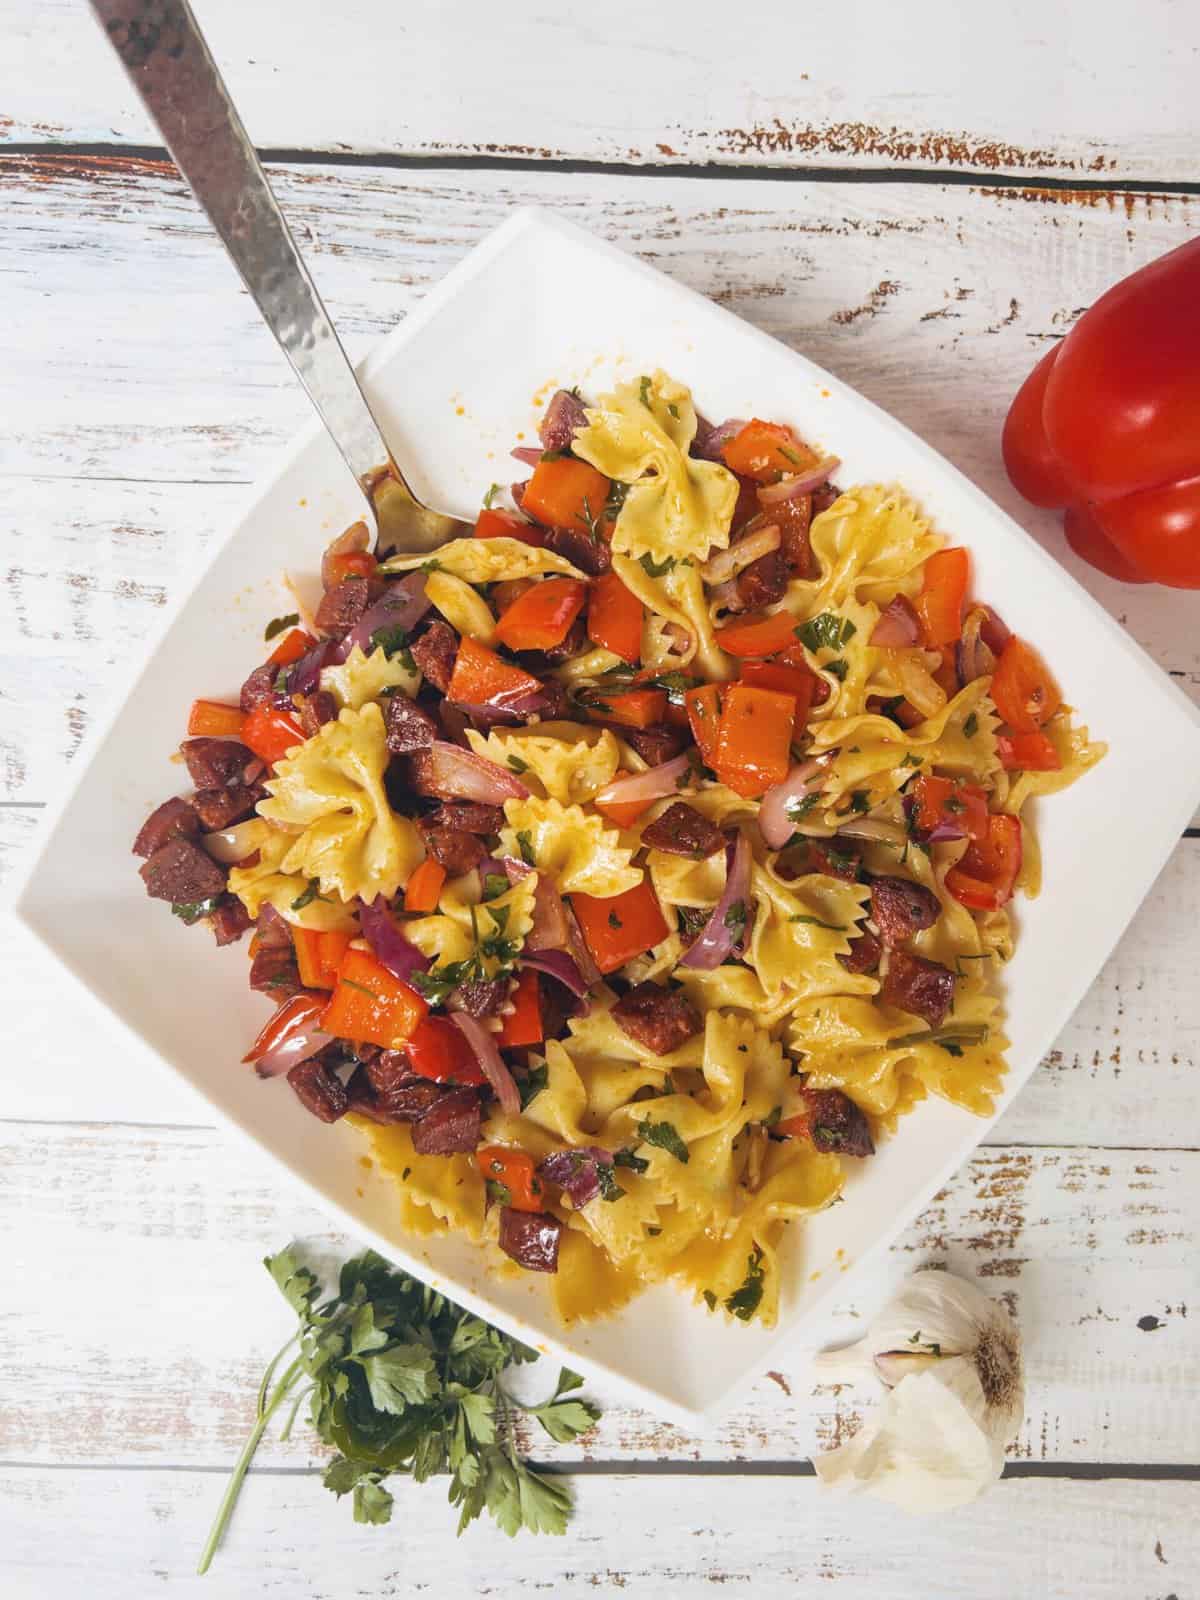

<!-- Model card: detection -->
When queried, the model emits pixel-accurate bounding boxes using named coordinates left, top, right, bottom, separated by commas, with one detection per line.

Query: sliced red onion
left=511, top=446, right=544, bottom=467
left=520, top=948, right=589, bottom=998
left=926, top=818, right=969, bottom=842
left=424, top=742, right=529, bottom=805
left=287, top=636, right=334, bottom=695
left=463, top=688, right=549, bottom=731
left=758, top=759, right=828, bottom=850
left=540, top=389, right=589, bottom=451
left=450, top=1012, right=520, bottom=1116
left=693, top=417, right=746, bottom=462
left=201, top=817, right=269, bottom=865
left=709, top=575, right=743, bottom=614
left=979, top=605, right=1011, bottom=656
left=757, top=455, right=841, bottom=503
left=360, top=896, right=430, bottom=983
left=332, top=572, right=431, bottom=664
left=700, top=524, right=781, bottom=586
left=594, top=753, right=692, bottom=812
left=538, top=1146, right=614, bottom=1208
left=244, top=1000, right=328, bottom=1080
left=956, top=606, right=999, bottom=685
left=320, top=522, right=370, bottom=590
left=870, top=594, right=922, bottom=649
left=680, top=832, right=752, bottom=971
left=563, top=901, right=603, bottom=989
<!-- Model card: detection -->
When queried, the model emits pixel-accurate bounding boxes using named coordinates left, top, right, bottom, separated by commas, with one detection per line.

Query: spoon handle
left=89, top=0, right=394, bottom=493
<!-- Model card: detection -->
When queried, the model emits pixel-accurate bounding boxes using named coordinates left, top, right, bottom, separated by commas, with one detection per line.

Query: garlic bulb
left=811, top=1269, right=1023, bottom=1514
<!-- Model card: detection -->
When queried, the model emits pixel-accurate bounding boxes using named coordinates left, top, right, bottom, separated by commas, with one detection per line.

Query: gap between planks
left=6, top=139, right=1200, bottom=197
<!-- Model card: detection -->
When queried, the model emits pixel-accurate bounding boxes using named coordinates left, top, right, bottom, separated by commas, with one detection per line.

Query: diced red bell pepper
left=913, top=547, right=970, bottom=646
left=946, top=813, right=1023, bottom=911
left=586, top=688, right=667, bottom=730
left=292, top=927, right=327, bottom=990
left=587, top=571, right=643, bottom=664
left=474, top=506, right=545, bottom=547
left=496, top=969, right=543, bottom=1048
left=990, top=636, right=1062, bottom=732
left=405, top=858, right=446, bottom=913
left=522, top=456, right=610, bottom=532
left=476, top=1145, right=544, bottom=1211
left=266, top=628, right=316, bottom=669
left=320, top=948, right=427, bottom=1051
left=404, top=1015, right=486, bottom=1085
left=446, top=636, right=542, bottom=707
left=714, top=609, right=798, bottom=659
left=996, top=730, right=1063, bottom=772
left=685, top=684, right=723, bottom=767
left=493, top=578, right=587, bottom=651
left=571, top=881, right=670, bottom=974
left=326, top=550, right=378, bottom=585
left=187, top=699, right=246, bottom=739
left=241, top=702, right=307, bottom=766
left=722, top=419, right=818, bottom=483
left=911, top=774, right=990, bottom=845
left=739, top=659, right=817, bottom=741
left=713, top=684, right=795, bottom=798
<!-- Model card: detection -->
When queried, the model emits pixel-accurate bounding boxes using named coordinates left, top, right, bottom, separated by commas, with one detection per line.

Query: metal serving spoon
left=90, top=0, right=461, bottom=556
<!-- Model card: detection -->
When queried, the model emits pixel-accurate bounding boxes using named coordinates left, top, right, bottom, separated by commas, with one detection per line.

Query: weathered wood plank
left=4, top=804, right=1196, bottom=1146
left=1, top=159, right=1197, bottom=806
left=0, top=1468, right=1194, bottom=1599
left=4, top=0, right=1199, bottom=182
left=1, top=1124, right=1194, bottom=1467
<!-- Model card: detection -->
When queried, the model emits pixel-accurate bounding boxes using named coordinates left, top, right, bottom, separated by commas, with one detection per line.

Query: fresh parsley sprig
left=197, top=1245, right=600, bottom=1573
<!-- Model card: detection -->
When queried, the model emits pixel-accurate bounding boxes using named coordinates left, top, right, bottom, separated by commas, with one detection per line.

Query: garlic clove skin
left=811, top=1269, right=1024, bottom=1514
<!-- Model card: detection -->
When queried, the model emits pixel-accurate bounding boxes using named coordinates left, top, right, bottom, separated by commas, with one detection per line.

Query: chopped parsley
left=518, top=1062, right=549, bottom=1110
left=516, top=830, right=536, bottom=867
left=576, top=494, right=604, bottom=543
left=778, top=444, right=805, bottom=469
left=635, top=1119, right=690, bottom=1164
left=485, top=1178, right=513, bottom=1208
left=723, top=899, right=748, bottom=933
left=638, top=375, right=653, bottom=409
left=666, top=402, right=680, bottom=419
left=370, top=625, right=416, bottom=672
left=887, top=1022, right=990, bottom=1050
left=824, top=659, right=850, bottom=682
left=483, top=873, right=509, bottom=902
left=784, top=792, right=821, bottom=823
left=788, top=915, right=847, bottom=932
left=608, top=911, right=623, bottom=929
left=612, top=1148, right=650, bottom=1175
left=703, top=1290, right=718, bottom=1311
left=171, top=896, right=223, bottom=925
left=848, top=790, right=871, bottom=814
left=900, top=752, right=923, bottom=769
left=482, top=483, right=503, bottom=509
left=595, top=1164, right=626, bottom=1204
left=724, top=1246, right=766, bottom=1322
left=797, top=612, right=856, bottom=654
left=604, top=479, right=630, bottom=521
left=639, top=552, right=677, bottom=579
left=263, top=612, right=299, bottom=642
left=290, top=879, right=322, bottom=912
left=963, top=711, right=979, bottom=738
left=507, top=754, right=529, bottom=775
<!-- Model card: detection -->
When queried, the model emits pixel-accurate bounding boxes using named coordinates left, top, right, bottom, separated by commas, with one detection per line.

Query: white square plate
left=15, top=208, right=1200, bottom=1423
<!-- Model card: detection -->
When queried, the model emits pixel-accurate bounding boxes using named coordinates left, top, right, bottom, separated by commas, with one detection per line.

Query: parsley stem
left=197, top=1353, right=304, bottom=1576
left=256, top=1329, right=298, bottom=1420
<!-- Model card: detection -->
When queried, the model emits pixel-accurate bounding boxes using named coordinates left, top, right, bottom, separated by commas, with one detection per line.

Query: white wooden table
left=3, top=4, right=1198, bottom=1594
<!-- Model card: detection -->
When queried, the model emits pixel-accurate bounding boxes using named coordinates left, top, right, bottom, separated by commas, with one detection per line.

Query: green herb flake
left=612, top=1147, right=650, bottom=1174
left=482, top=874, right=509, bottom=902
left=778, top=444, right=804, bottom=468
left=723, top=899, right=748, bottom=934
left=638, top=375, right=653, bottom=409
left=171, top=896, right=223, bottom=926
left=263, top=612, right=299, bottom=642
left=900, top=752, right=923, bottom=769
left=595, top=1164, right=626, bottom=1204
left=482, top=483, right=503, bottom=510
left=848, top=790, right=871, bottom=814
left=635, top=1119, right=689, bottom=1164
left=702, top=1290, right=718, bottom=1311
left=797, top=612, right=856, bottom=654
left=825, top=659, right=850, bottom=682
left=507, top=755, right=529, bottom=775
left=784, top=792, right=821, bottom=823
left=963, top=712, right=979, bottom=738
left=518, top=1062, right=549, bottom=1110
left=370, top=624, right=414, bottom=669
left=724, top=1246, right=766, bottom=1322
left=290, top=879, right=321, bottom=913
left=639, top=551, right=677, bottom=579
left=607, top=911, right=623, bottom=929
left=516, top=830, right=536, bottom=868
left=788, top=915, right=847, bottom=932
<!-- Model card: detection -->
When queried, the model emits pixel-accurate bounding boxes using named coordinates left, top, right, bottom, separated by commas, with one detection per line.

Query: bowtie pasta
left=133, top=373, right=1104, bottom=1329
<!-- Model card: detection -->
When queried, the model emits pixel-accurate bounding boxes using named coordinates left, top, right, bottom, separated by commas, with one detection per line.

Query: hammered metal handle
left=89, top=0, right=459, bottom=551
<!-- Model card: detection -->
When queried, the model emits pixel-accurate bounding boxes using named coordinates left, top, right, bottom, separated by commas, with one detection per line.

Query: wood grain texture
left=4, top=0, right=1199, bottom=182
left=1, top=1469, right=1194, bottom=1600
left=1, top=158, right=1198, bottom=805
left=1, top=1124, right=1195, bottom=1468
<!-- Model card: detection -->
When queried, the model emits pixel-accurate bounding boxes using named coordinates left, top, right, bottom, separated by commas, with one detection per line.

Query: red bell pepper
left=405, top=858, right=446, bottom=913
left=946, top=814, right=1023, bottom=911
left=496, top=969, right=543, bottom=1048
left=571, top=881, right=669, bottom=974
left=911, top=774, right=989, bottom=845
left=684, top=683, right=723, bottom=767
left=722, top=420, right=817, bottom=483
left=996, top=731, right=1062, bottom=772
left=714, top=609, right=797, bottom=659
left=522, top=456, right=610, bottom=532
left=587, top=571, right=643, bottom=664
left=326, top=550, right=377, bottom=585
left=405, top=1015, right=486, bottom=1085
left=493, top=578, right=587, bottom=651
left=713, top=685, right=795, bottom=798
left=266, top=628, right=316, bottom=669
left=739, top=660, right=816, bottom=741
left=586, top=688, right=667, bottom=730
left=187, top=699, right=246, bottom=739
left=990, top=637, right=1061, bottom=733
left=913, top=548, right=969, bottom=647
left=474, top=506, right=545, bottom=547
left=241, top=702, right=306, bottom=766
left=476, top=1145, right=544, bottom=1210
left=1003, top=236, right=1200, bottom=587
left=446, top=636, right=541, bottom=707
left=321, top=948, right=427, bottom=1050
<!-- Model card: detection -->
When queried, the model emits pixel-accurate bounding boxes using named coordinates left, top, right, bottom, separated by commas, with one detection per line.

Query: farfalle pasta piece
left=789, top=485, right=944, bottom=613
left=256, top=703, right=423, bottom=903
left=465, top=726, right=621, bottom=805
left=350, top=1118, right=487, bottom=1241
left=424, top=569, right=497, bottom=645
left=1001, top=713, right=1107, bottom=818
left=749, top=863, right=874, bottom=1001
left=612, top=552, right=734, bottom=683
left=572, top=371, right=739, bottom=567
left=499, top=795, right=641, bottom=898
left=227, top=826, right=359, bottom=932
left=379, top=536, right=585, bottom=583
left=320, top=644, right=419, bottom=711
